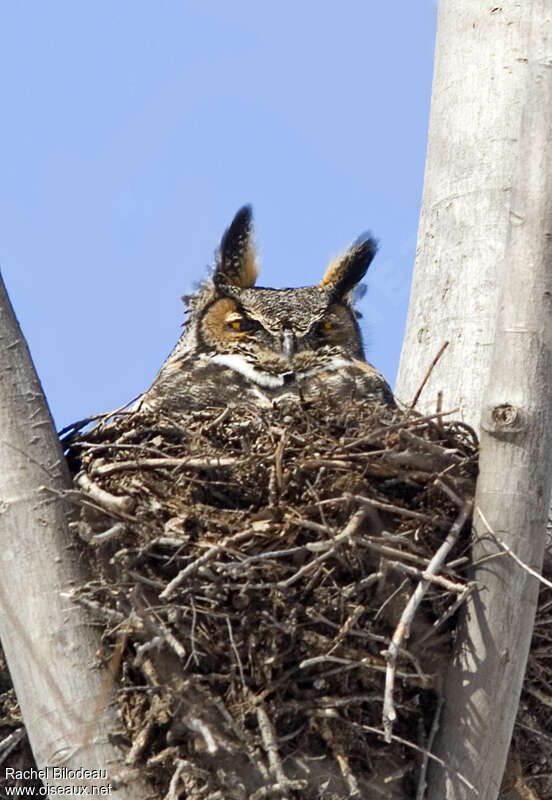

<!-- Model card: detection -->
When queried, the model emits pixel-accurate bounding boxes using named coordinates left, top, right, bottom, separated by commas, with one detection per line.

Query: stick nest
left=63, top=396, right=479, bottom=799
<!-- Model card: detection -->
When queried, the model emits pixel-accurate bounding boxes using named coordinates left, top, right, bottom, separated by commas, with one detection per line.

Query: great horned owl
left=140, top=206, right=394, bottom=415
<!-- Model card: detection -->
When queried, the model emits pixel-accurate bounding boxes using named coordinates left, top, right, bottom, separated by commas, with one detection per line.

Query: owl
left=139, top=206, right=394, bottom=415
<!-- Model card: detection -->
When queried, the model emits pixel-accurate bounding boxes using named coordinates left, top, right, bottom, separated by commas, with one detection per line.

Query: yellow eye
left=321, top=320, right=333, bottom=334
left=228, top=317, right=259, bottom=332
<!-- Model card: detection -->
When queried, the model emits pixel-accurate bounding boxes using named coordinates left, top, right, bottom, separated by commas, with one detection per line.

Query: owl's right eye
left=228, top=317, right=260, bottom=332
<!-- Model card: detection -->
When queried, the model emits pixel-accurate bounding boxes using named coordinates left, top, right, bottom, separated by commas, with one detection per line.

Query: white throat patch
left=208, top=353, right=353, bottom=389
left=209, top=354, right=286, bottom=388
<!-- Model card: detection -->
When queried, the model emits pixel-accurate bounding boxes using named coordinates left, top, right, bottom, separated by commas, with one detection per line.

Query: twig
left=436, top=390, right=444, bottom=427
left=352, top=495, right=439, bottom=525
left=91, top=455, right=240, bottom=477
left=222, top=545, right=309, bottom=571
left=343, top=571, right=383, bottom=598
left=416, top=696, right=444, bottom=800
left=147, top=746, right=180, bottom=766
left=155, top=617, right=187, bottom=661
left=186, top=717, right=218, bottom=754
left=76, top=441, right=168, bottom=457
left=302, top=458, right=358, bottom=469
left=382, top=450, right=438, bottom=473
left=284, top=693, right=381, bottom=711
left=250, top=781, right=307, bottom=800
left=184, top=596, right=200, bottom=670
left=276, top=510, right=367, bottom=587
left=357, top=724, right=477, bottom=796
left=357, top=538, right=432, bottom=569
left=300, top=654, right=431, bottom=684
left=203, top=406, right=230, bottom=431
left=374, top=578, right=410, bottom=622
left=305, top=510, right=365, bottom=552
left=341, top=407, right=460, bottom=450
left=319, top=718, right=361, bottom=798
left=515, top=719, right=552, bottom=747
left=57, top=396, right=140, bottom=438
left=416, top=584, right=475, bottom=645
left=387, top=561, right=467, bottom=593
left=63, top=593, right=125, bottom=624
left=75, top=472, right=134, bottom=515
left=133, top=637, right=164, bottom=666
left=226, top=617, right=246, bottom=690
left=382, top=498, right=472, bottom=741
left=326, top=605, right=364, bottom=655
left=160, top=529, right=254, bottom=599
left=448, top=420, right=479, bottom=448
left=399, top=428, right=462, bottom=465
left=125, top=718, right=155, bottom=765
left=275, top=547, right=337, bottom=589
left=525, top=686, right=552, bottom=710
left=406, top=341, right=450, bottom=419
left=287, top=517, right=335, bottom=536
left=0, top=728, right=26, bottom=767
left=256, top=705, right=289, bottom=790
left=269, top=434, right=286, bottom=504
left=163, top=759, right=188, bottom=800
left=143, top=536, right=187, bottom=549
left=92, top=522, right=128, bottom=542
left=434, top=478, right=464, bottom=506
left=477, top=506, right=552, bottom=589
left=384, top=451, right=441, bottom=472
left=378, top=530, right=428, bottom=555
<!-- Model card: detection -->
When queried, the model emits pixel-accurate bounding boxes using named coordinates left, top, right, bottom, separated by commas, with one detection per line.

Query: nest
left=62, top=396, right=479, bottom=799
left=0, top=391, right=550, bottom=798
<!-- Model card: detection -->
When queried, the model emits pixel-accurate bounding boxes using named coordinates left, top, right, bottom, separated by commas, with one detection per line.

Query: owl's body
left=140, top=207, right=394, bottom=415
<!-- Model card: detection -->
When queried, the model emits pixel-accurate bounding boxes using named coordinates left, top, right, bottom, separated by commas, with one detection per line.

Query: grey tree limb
left=395, top=3, right=552, bottom=798
left=395, top=2, right=539, bottom=426
left=0, top=273, right=152, bottom=796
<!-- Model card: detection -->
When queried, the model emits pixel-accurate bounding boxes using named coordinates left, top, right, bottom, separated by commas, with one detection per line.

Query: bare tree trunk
left=396, top=2, right=538, bottom=425
left=396, top=3, right=552, bottom=799
left=0, top=273, right=151, bottom=797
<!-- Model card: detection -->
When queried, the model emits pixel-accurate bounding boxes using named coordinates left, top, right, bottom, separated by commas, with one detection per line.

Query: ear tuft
left=214, top=205, right=258, bottom=289
left=320, top=234, right=378, bottom=299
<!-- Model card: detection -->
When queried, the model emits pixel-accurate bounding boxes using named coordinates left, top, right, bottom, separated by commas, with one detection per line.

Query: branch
left=0, top=272, right=152, bottom=797
left=382, top=496, right=472, bottom=741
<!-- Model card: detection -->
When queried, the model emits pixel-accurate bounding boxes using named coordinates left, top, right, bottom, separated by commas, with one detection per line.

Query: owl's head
left=172, top=205, right=378, bottom=393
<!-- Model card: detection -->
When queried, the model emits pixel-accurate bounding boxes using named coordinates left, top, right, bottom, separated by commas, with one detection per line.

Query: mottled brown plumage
left=140, top=206, right=394, bottom=415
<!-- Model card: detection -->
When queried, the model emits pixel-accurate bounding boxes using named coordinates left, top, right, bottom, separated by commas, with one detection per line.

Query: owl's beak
left=282, top=329, right=295, bottom=358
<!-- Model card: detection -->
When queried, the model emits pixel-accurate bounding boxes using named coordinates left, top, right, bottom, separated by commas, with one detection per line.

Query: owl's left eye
left=228, top=317, right=260, bottom=332
left=319, top=320, right=334, bottom=334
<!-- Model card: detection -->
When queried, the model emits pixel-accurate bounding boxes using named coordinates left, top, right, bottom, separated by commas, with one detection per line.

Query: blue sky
left=0, top=2, right=437, bottom=429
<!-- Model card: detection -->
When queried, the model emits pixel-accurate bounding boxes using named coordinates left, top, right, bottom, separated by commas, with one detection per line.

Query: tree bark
left=395, top=2, right=538, bottom=426
left=396, top=3, right=552, bottom=798
left=0, top=273, right=151, bottom=797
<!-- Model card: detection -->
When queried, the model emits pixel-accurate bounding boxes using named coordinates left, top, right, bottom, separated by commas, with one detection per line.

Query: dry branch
left=383, top=497, right=472, bottom=742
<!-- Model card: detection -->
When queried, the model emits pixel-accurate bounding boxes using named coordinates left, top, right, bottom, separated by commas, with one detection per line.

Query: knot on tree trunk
left=481, top=404, right=527, bottom=436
